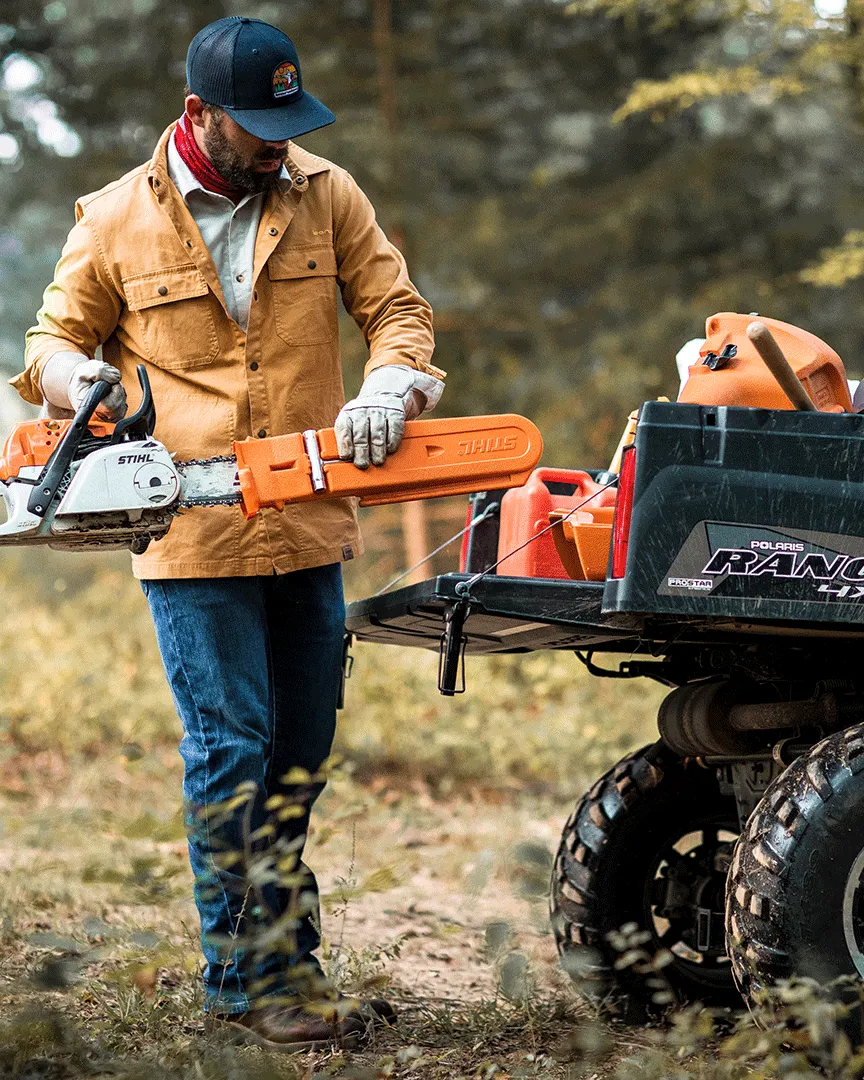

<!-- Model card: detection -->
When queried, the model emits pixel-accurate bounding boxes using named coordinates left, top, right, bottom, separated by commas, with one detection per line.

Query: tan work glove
left=40, top=353, right=127, bottom=421
left=334, top=364, right=444, bottom=469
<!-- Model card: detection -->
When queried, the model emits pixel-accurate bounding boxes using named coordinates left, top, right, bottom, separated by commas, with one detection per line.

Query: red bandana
left=173, top=115, right=247, bottom=202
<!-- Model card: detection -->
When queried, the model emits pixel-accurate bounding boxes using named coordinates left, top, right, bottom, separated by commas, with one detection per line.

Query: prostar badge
left=273, top=61, right=299, bottom=98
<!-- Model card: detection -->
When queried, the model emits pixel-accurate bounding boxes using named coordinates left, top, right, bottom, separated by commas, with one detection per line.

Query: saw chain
left=175, top=456, right=242, bottom=509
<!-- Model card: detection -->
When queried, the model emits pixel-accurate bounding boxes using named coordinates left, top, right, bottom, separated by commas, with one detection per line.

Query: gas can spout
left=746, top=321, right=818, bottom=412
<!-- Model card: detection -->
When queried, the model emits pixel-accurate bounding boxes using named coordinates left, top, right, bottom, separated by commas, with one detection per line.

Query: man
left=12, top=16, right=443, bottom=1051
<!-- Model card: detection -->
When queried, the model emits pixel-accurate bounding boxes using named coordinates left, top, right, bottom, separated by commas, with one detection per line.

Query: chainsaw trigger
left=0, top=477, right=45, bottom=539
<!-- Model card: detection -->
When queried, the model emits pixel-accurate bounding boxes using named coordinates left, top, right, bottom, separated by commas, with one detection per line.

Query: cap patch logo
left=273, top=61, right=299, bottom=99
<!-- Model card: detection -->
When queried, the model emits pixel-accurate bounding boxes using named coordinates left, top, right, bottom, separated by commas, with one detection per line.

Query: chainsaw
left=0, top=366, right=543, bottom=553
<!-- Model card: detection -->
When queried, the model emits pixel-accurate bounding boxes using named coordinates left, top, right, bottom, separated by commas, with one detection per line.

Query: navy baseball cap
left=186, top=17, right=335, bottom=142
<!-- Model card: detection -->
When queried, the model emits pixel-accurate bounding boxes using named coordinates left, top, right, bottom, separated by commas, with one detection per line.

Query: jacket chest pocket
left=122, top=264, right=219, bottom=371
left=268, top=247, right=338, bottom=346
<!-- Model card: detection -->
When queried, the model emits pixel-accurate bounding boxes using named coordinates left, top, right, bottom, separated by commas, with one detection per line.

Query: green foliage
left=801, top=231, right=864, bottom=287
left=612, top=68, right=807, bottom=122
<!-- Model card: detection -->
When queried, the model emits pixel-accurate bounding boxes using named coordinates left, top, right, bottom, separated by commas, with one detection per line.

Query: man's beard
left=203, top=117, right=287, bottom=193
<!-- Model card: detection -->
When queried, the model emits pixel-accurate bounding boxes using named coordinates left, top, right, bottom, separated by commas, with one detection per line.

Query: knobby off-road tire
left=726, top=724, right=864, bottom=1038
left=551, top=744, right=741, bottom=1022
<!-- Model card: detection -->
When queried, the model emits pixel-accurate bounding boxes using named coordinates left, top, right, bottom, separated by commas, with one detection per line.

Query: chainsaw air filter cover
left=678, top=312, right=852, bottom=413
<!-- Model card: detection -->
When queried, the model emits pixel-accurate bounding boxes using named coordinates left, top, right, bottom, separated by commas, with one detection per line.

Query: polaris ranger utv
left=345, top=313, right=864, bottom=1022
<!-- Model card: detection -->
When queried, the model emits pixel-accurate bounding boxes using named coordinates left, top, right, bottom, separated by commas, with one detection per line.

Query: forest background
left=0, top=0, right=864, bottom=1076
left=4, top=0, right=864, bottom=455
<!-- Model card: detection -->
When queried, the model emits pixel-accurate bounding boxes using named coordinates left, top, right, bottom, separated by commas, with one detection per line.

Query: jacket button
left=250, top=362, right=259, bottom=371
left=157, top=285, right=168, bottom=296
left=258, top=429, right=267, bottom=438
left=296, top=175, right=306, bottom=184
left=269, top=227, right=278, bottom=236
left=307, top=259, right=317, bottom=270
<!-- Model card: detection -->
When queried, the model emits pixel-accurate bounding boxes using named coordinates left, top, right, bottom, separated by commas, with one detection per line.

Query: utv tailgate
left=345, top=574, right=637, bottom=653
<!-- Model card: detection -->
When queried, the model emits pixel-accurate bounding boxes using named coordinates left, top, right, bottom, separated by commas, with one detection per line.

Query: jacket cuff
left=364, top=353, right=447, bottom=382
left=412, top=370, right=445, bottom=412
left=11, top=340, right=87, bottom=407
left=9, top=365, right=44, bottom=407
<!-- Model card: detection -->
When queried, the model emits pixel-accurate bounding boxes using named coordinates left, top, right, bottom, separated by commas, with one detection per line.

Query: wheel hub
left=842, top=845, right=864, bottom=978
left=652, top=828, right=735, bottom=961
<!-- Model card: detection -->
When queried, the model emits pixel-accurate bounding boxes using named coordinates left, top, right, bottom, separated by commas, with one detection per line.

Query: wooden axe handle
left=746, top=321, right=817, bottom=412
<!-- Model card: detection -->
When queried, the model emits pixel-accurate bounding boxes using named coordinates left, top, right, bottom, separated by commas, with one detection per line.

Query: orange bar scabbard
left=234, top=415, right=543, bottom=519
left=234, top=431, right=312, bottom=518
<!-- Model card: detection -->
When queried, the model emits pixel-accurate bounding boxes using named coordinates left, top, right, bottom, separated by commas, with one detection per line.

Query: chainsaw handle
left=110, top=366, right=155, bottom=443
left=26, top=379, right=114, bottom=517
left=78, top=377, right=114, bottom=417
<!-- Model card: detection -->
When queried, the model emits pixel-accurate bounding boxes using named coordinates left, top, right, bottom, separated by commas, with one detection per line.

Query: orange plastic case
left=494, top=468, right=616, bottom=580
left=550, top=505, right=615, bottom=582
left=679, top=313, right=852, bottom=412
left=0, top=418, right=115, bottom=481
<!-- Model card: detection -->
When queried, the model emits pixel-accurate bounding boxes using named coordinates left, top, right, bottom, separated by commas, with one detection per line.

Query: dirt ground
left=316, top=778, right=569, bottom=1003
left=0, top=750, right=608, bottom=1078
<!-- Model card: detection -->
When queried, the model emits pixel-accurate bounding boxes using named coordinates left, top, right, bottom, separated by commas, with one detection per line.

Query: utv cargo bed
left=345, top=572, right=864, bottom=656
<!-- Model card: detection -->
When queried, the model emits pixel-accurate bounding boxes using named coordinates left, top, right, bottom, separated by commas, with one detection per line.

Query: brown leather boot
left=211, top=1003, right=367, bottom=1052
left=344, top=996, right=397, bottom=1028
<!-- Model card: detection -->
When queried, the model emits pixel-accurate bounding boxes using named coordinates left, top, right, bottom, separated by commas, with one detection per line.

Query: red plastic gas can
left=495, top=468, right=616, bottom=579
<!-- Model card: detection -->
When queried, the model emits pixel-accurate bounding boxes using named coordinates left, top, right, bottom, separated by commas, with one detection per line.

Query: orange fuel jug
left=679, top=313, right=852, bottom=413
left=495, top=468, right=616, bottom=579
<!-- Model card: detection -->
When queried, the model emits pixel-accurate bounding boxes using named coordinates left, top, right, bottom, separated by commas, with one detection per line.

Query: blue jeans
left=142, top=564, right=345, bottom=1015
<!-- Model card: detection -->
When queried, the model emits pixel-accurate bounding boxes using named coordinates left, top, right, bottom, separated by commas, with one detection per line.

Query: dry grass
left=1, top=548, right=863, bottom=1076
left=0, top=547, right=662, bottom=795
left=0, top=750, right=608, bottom=1078
left=3, top=756, right=863, bottom=1078
left=0, top=546, right=661, bottom=1076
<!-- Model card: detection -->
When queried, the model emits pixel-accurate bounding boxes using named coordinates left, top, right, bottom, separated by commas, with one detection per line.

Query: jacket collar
left=148, top=122, right=330, bottom=195
left=285, top=142, right=331, bottom=182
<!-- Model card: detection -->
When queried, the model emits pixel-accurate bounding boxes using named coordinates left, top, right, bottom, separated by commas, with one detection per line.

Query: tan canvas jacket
left=12, top=123, right=438, bottom=579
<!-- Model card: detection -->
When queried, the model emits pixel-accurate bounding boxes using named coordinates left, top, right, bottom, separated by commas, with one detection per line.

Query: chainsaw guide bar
left=183, top=413, right=543, bottom=515
left=234, top=415, right=543, bottom=518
